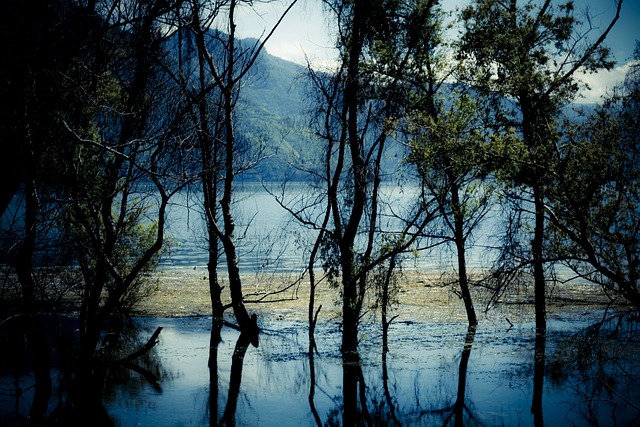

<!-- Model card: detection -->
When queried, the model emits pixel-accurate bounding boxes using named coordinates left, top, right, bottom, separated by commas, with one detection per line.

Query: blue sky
left=236, top=0, right=639, bottom=103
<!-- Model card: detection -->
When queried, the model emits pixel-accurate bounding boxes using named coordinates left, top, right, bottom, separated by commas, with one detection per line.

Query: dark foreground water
left=1, top=311, right=639, bottom=426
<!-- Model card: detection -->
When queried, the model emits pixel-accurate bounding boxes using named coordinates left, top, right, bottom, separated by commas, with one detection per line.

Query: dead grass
left=134, top=267, right=618, bottom=325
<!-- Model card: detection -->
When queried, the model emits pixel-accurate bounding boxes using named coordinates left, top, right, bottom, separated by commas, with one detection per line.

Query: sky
left=235, top=0, right=639, bottom=103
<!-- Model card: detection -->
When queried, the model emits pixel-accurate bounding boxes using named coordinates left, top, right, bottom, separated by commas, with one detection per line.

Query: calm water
left=2, top=311, right=638, bottom=426
left=163, top=183, right=499, bottom=274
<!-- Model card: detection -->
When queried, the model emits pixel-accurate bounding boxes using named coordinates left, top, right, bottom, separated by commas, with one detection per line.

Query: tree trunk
left=219, top=0, right=254, bottom=335
left=340, top=0, right=367, bottom=355
left=221, top=233, right=252, bottom=331
left=15, top=178, right=38, bottom=314
left=455, top=238, right=477, bottom=327
left=341, top=256, right=359, bottom=354
left=533, top=187, right=546, bottom=331
left=192, top=3, right=225, bottom=329
left=381, top=256, right=397, bottom=353
left=449, top=172, right=477, bottom=327
left=519, top=90, right=547, bottom=332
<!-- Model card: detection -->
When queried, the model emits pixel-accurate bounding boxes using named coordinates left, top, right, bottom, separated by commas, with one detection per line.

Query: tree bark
left=533, top=187, right=546, bottom=331
left=340, top=0, right=367, bottom=355
left=449, top=170, right=478, bottom=327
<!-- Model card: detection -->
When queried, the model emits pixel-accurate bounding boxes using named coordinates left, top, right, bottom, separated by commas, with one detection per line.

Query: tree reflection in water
left=307, top=341, right=323, bottom=426
left=2, top=314, right=640, bottom=425
left=208, top=317, right=222, bottom=427
left=220, top=329, right=258, bottom=426
left=450, top=325, right=476, bottom=427
left=0, top=316, right=166, bottom=426
left=532, top=327, right=546, bottom=427
left=546, top=312, right=640, bottom=426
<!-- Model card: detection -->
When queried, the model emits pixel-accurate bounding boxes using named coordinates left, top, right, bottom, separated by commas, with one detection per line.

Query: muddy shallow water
left=90, top=311, right=637, bottom=426
left=1, top=271, right=639, bottom=426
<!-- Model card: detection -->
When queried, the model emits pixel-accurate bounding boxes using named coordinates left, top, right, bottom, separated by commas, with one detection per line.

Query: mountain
left=236, top=45, right=409, bottom=182
left=234, top=43, right=317, bottom=181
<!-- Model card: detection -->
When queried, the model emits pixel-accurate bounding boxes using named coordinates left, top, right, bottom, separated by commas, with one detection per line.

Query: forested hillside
left=235, top=42, right=315, bottom=181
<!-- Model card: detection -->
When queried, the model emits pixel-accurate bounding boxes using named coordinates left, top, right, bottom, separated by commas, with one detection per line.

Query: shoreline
left=134, top=266, right=619, bottom=326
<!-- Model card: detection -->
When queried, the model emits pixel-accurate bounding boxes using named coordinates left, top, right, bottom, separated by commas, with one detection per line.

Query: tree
left=548, top=43, right=640, bottom=310
left=457, top=0, right=623, bottom=332
left=316, top=0, right=434, bottom=356
left=0, top=2, right=186, bottom=422
left=408, top=93, right=493, bottom=327
left=58, top=0, right=188, bottom=359
left=0, top=0, right=189, bottom=357
left=457, top=1, right=623, bottom=421
left=167, top=0, right=298, bottom=337
left=305, top=2, right=439, bottom=423
left=0, top=0, right=94, bottom=314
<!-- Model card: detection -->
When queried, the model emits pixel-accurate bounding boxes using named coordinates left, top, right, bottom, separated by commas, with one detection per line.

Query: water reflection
left=2, top=313, right=639, bottom=425
left=342, top=350, right=369, bottom=426
left=221, top=329, right=258, bottom=426
left=308, top=341, right=323, bottom=426
left=532, top=327, right=546, bottom=427
left=451, top=326, right=476, bottom=427
left=0, top=316, right=168, bottom=426
left=209, top=318, right=222, bottom=427
left=546, top=312, right=640, bottom=426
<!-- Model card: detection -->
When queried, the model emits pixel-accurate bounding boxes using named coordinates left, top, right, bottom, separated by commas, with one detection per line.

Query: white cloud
left=573, top=62, right=632, bottom=104
left=234, top=1, right=336, bottom=69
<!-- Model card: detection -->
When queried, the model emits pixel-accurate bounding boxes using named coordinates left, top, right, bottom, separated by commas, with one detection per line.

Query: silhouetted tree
left=549, top=42, right=640, bottom=310
left=167, top=0, right=298, bottom=335
left=458, top=0, right=623, bottom=331
left=315, top=0, right=435, bottom=355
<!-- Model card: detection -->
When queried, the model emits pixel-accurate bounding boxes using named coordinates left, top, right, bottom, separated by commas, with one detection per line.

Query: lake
left=163, top=182, right=500, bottom=275
left=1, top=310, right=639, bottom=426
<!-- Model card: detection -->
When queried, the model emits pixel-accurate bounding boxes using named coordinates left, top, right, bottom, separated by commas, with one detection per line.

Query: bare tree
left=167, top=0, right=299, bottom=336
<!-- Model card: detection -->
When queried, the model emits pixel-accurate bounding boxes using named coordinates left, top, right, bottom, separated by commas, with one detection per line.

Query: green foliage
left=408, top=94, right=485, bottom=177
left=457, top=0, right=611, bottom=104
left=547, top=53, right=640, bottom=308
left=407, top=91, right=494, bottom=225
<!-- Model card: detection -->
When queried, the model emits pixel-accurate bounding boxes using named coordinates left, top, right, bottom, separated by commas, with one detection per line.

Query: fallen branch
left=117, top=326, right=163, bottom=364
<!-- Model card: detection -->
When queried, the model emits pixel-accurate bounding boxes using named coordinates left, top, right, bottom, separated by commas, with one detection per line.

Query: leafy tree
left=408, top=93, right=493, bottom=327
left=457, top=0, right=623, bottom=331
left=58, top=0, right=188, bottom=359
left=306, top=2, right=439, bottom=423
left=0, top=2, right=189, bottom=422
left=0, top=0, right=188, bottom=358
left=0, top=0, right=98, bottom=313
left=549, top=43, right=640, bottom=310
left=458, top=1, right=623, bottom=421
left=316, top=0, right=434, bottom=356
